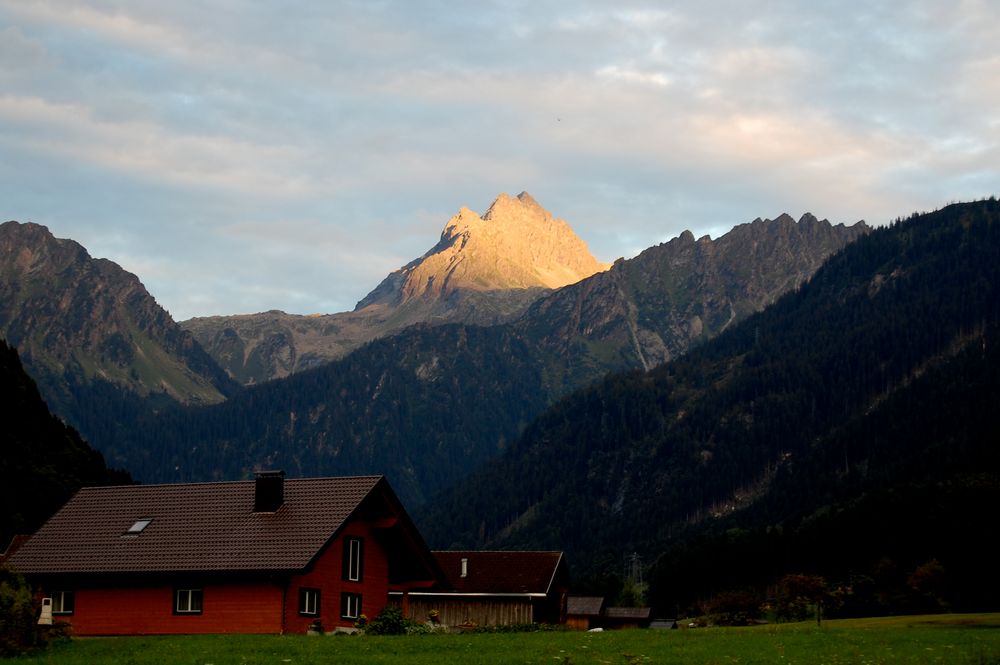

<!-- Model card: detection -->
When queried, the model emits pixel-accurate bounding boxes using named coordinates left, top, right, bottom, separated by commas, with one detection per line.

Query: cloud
left=0, top=95, right=320, bottom=196
left=0, top=0, right=997, bottom=319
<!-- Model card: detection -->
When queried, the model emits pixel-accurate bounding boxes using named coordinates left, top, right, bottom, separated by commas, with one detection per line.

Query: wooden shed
left=394, top=551, right=569, bottom=628
left=566, top=596, right=605, bottom=630
left=602, top=606, right=652, bottom=630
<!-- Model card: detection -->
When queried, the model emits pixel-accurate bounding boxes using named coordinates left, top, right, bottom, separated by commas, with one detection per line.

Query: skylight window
left=125, top=518, right=153, bottom=534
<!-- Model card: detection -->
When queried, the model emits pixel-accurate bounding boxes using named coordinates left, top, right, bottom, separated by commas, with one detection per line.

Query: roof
left=567, top=596, right=605, bottom=616
left=603, top=607, right=652, bottom=620
left=0, top=534, right=32, bottom=564
left=432, top=551, right=565, bottom=595
left=7, top=476, right=384, bottom=574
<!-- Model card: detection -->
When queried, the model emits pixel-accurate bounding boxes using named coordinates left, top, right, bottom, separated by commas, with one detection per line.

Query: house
left=565, top=595, right=605, bottom=630
left=5, top=472, right=445, bottom=635
left=392, top=551, right=570, bottom=627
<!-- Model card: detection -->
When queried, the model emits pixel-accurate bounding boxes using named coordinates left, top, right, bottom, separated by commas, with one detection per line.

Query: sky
left=2, top=1, right=998, bottom=321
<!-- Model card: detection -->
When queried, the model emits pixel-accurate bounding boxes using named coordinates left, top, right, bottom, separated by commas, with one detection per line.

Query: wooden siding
left=45, top=518, right=398, bottom=635
left=53, top=582, right=284, bottom=636
left=402, top=597, right=534, bottom=627
left=566, top=616, right=594, bottom=631
left=284, top=518, right=392, bottom=632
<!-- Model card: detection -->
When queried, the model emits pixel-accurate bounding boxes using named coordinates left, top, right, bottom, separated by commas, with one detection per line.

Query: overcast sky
left=2, top=1, right=997, bottom=320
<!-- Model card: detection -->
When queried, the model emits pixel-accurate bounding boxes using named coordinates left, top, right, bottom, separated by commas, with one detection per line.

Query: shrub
left=364, top=606, right=409, bottom=635
left=0, top=567, right=37, bottom=656
left=773, top=574, right=831, bottom=624
left=702, top=589, right=763, bottom=626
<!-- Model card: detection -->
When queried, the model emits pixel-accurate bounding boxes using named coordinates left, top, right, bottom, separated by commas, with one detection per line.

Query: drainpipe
left=280, top=576, right=289, bottom=635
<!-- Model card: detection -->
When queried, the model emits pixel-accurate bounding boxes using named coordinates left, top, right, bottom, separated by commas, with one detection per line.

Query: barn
left=393, top=550, right=570, bottom=628
left=5, top=472, right=445, bottom=635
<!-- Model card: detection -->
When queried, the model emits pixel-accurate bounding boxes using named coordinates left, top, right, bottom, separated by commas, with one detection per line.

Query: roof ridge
left=77, top=474, right=385, bottom=491
left=432, top=550, right=562, bottom=554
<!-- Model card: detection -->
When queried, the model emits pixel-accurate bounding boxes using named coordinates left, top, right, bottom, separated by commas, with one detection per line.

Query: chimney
left=460, top=557, right=468, bottom=578
left=254, top=470, right=285, bottom=512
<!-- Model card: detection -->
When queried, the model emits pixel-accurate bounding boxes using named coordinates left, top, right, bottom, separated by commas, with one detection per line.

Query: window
left=123, top=518, right=153, bottom=536
left=174, top=588, right=203, bottom=614
left=342, top=537, right=364, bottom=582
left=51, top=590, right=75, bottom=615
left=340, top=592, right=362, bottom=620
left=298, top=588, right=321, bottom=616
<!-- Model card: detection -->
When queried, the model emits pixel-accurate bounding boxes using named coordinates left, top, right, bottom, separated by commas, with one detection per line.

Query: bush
left=364, top=606, right=410, bottom=635
left=702, top=589, right=763, bottom=626
left=773, top=574, right=831, bottom=624
left=0, top=567, right=37, bottom=656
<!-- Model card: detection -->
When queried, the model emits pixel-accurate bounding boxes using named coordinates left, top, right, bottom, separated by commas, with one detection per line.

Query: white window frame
left=347, top=538, right=362, bottom=582
left=174, top=588, right=203, bottom=614
left=299, top=588, right=320, bottom=616
left=341, top=592, right=361, bottom=620
left=51, top=590, right=74, bottom=615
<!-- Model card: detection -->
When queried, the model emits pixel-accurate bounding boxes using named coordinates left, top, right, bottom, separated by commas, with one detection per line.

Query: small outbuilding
left=394, top=550, right=570, bottom=628
left=566, top=596, right=605, bottom=630
left=602, top=606, right=652, bottom=630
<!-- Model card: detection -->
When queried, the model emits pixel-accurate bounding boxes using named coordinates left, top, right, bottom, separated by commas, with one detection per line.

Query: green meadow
left=10, top=614, right=1000, bottom=665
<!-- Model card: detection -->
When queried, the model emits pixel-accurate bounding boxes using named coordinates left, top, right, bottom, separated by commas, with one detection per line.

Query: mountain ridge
left=88, top=210, right=866, bottom=507
left=0, top=221, right=239, bottom=421
left=185, top=192, right=610, bottom=384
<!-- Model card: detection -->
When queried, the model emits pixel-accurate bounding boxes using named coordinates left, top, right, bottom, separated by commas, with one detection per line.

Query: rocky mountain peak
left=356, top=192, right=610, bottom=313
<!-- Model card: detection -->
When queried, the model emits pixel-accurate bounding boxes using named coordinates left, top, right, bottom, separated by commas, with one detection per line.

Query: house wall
left=566, top=615, right=594, bottom=631
left=52, top=581, right=284, bottom=636
left=284, top=518, right=391, bottom=633
left=34, top=517, right=407, bottom=636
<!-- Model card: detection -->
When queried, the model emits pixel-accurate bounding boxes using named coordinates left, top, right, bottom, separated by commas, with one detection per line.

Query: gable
left=433, top=551, right=565, bottom=594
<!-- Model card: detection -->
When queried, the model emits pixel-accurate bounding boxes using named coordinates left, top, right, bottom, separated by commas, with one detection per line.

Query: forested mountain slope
left=518, top=213, right=867, bottom=392
left=89, top=215, right=861, bottom=507
left=418, top=199, right=1000, bottom=612
left=0, top=221, right=240, bottom=436
left=0, top=339, right=131, bottom=549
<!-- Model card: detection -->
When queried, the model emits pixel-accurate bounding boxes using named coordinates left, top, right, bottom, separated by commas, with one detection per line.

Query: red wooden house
left=5, top=472, right=444, bottom=635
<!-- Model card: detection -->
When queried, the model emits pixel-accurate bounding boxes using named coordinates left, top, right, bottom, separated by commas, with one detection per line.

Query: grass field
left=9, top=613, right=1000, bottom=664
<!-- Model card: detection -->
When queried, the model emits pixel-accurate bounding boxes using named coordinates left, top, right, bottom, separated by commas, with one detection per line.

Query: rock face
left=0, top=221, right=237, bottom=408
left=518, top=213, right=871, bottom=391
left=357, top=191, right=610, bottom=308
left=185, top=192, right=610, bottom=384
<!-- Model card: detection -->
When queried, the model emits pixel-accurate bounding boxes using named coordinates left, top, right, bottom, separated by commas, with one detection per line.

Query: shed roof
left=7, top=476, right=385, bottom=574
left=433, top=551, right=565, bottom=595
left=604, top=607, right=652, bottom=620
left=567, top=596, right=605, bottom=616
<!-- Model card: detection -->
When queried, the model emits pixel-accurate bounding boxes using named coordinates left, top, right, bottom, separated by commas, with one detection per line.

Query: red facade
left=283, top=520, right=391, bottom=633
left=53, top=582, right=284, bottom=635
left=48, top=525, right=394, bottom=635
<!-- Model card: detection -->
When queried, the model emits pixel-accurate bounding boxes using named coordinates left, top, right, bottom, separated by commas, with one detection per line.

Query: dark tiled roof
left=0, top=534, right=32, bottom=564
left=604, top=607, right=652, bottom=620
left=567, top=596, right=605, bottom=616
left=8, top=476, right=382, bottom=574
left=433, top=551, right=563, bottom=594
